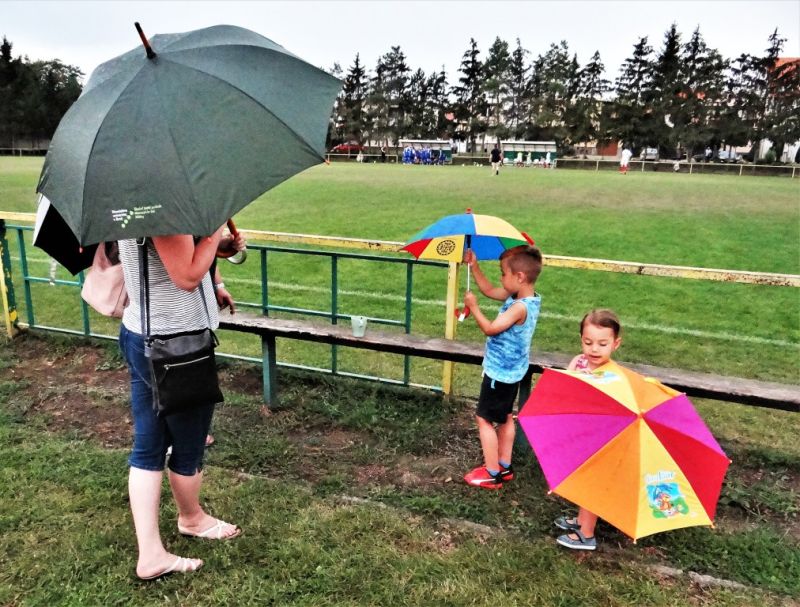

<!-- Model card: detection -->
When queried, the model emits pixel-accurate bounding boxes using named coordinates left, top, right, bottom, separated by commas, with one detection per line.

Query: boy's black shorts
left=476, top=374, right=519, bottom=424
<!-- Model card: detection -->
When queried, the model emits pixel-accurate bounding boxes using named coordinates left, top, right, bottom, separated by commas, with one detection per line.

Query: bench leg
left=262, top=334, right=277, bottom=408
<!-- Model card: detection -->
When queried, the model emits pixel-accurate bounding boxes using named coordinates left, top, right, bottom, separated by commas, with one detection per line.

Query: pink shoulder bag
left=81, top=242, right=129, bottom=318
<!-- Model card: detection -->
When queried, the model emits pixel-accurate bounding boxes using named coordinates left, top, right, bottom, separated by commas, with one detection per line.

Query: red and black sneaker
left=463, top=466, right=502, bottom=489
left=498, top=464, right=514, bottom=482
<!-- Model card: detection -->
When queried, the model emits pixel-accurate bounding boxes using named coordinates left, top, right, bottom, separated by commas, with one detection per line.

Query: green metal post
left=330, top=254, right=338, bottom=374
left=15, top=229, right=34, bottom=326
left=77, top=270, right=91, bottom=335
left=260, top=248, right=268, bottom=316
left=261, top=334, right=277, bottom=407
left=403, top=261, right=413, bottom=385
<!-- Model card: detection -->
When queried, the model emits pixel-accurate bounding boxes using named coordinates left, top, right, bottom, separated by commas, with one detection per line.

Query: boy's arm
left=464, top=293, right=527, bottom=336
left=464, top=250, right=510, bottom=301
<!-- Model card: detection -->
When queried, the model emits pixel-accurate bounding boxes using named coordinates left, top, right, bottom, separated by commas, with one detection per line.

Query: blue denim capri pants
left=119, top=324, right=214, bottom=476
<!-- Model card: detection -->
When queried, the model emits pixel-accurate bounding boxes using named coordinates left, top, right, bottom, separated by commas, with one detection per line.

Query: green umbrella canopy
left=36, top=24, right=342, bottom=246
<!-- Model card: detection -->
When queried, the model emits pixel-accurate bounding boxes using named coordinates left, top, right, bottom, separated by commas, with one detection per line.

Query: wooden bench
left=219, top=314, right=800, bottom=413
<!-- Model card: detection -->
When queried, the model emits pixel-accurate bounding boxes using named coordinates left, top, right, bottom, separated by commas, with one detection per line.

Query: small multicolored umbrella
left=401, top=209, right=534, bottom=320
left=519, top=361, right=730, bottom=540
left=402, top=209, right=534, bottom=263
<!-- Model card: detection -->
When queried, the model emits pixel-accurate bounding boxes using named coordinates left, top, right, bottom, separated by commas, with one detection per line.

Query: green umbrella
left=36, top=23, right=341, bottom=250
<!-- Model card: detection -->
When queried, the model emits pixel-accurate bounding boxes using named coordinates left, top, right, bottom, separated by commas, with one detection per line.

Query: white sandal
left=139, top=556, right=202, bottom=580
left=178, top=518, right=242, bottom=540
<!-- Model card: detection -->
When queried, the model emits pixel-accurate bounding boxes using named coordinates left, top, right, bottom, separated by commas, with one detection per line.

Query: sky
left=2, top=0, right=799, bottom=83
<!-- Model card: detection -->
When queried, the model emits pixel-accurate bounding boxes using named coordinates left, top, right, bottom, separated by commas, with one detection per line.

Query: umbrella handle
left=216, top=219, right=248, bottom=265
left=455, top=306, right=471, bottom=321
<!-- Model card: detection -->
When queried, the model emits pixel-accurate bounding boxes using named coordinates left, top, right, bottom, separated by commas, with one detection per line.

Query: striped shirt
left=119, top=239, right=219, bottom=335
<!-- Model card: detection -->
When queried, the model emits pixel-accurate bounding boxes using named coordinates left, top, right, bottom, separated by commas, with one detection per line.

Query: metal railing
left=1, top=222, right=447, bottom=391
left=554, top=157, right=799, bottom=178
left=1, top=214, right=798, bottom=395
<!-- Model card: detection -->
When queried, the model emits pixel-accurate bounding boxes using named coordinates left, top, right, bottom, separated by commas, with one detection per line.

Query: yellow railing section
left=4, top=213, right=797, bottom=286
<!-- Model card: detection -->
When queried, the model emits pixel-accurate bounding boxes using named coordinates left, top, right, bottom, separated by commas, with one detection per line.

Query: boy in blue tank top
left=462, top=245, right=542, bottom=489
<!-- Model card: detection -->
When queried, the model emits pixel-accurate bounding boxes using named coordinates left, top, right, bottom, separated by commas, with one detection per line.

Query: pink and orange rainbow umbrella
left=519, top=361, right=730, bottom=540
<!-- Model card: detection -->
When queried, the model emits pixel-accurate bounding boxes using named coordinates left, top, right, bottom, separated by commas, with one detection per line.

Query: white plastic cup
left=351, top=315, right=367, bottom=337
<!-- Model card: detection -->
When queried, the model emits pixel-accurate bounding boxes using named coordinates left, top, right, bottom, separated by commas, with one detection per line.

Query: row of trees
left=1, top=29, right=797, bottom=162
left=0, top=37, right=83, bottom=147
left=331, top=26, right=800, bottom=161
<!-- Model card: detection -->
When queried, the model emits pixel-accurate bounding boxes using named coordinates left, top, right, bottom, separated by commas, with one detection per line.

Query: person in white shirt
left=620, top=148, right=633, bottom=174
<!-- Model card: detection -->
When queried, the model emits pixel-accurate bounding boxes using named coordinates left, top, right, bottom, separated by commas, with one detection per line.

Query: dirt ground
left=2, top=332, right=472, bottom=488
left=4, top=331, right=798, bottom=544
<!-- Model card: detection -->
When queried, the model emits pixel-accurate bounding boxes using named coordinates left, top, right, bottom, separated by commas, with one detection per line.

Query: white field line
left=12, top=257, right=799, bottom=349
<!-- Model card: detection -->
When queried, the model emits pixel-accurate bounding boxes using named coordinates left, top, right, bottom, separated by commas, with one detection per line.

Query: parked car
left=330, top=142, right=364, bottom=154
left=639, top=147, right=659, bottom=161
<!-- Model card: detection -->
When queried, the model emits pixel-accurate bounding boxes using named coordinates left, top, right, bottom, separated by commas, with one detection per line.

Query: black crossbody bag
left=138, top=239, right=224, bottom=416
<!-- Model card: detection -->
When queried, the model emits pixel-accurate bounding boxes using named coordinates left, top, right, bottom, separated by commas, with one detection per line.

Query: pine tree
left=406, top=68, right=428, bottom=138
left=430, top=68, right=450, bottom=138
left=504, top=39, right=530, bottom=139
left=567, top=51, right=610, bottom=149
left=381, top=46, right=411, bottom=145
left=483, top=37, right=511, bottom=142
left=763, top=31, right=799, bottom=160
left=451, top=38, right=486, bottom=152
left=649, top=23, right=683, bottom=155
left=675, top=28, right=727, bottom=159
left=528, top=41, right=573, bottom=145
left=339, top=54, right=368, bottom=145
left=366, top=55, right=390, bottom=146
left=608, top=36, right=654, bottom=150
left=729, top=30, right=789, bottom=160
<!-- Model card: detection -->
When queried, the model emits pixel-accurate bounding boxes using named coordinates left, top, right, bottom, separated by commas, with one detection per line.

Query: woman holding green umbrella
left=119, top=229, right=244, bottom=580
left=35, top=22, right=341, bottom=580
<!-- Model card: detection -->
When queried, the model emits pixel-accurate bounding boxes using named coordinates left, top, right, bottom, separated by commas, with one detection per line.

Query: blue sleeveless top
left=483, top=295, right=541, bottom=383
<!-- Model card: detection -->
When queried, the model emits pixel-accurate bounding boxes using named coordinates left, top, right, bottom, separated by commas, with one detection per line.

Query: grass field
left=1, top=159, right=799, bottom=605
left=1, top=157, right=798, bottom=386
left=1, top=334, right=799, bottom=606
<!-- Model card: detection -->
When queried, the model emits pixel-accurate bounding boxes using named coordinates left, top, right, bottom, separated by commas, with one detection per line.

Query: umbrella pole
left=465, top=235, right=472, bottom=292
left=457, top=237, right=471, bottom=322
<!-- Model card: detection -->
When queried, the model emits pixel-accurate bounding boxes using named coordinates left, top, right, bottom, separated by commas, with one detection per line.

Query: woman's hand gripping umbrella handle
left=216, top=219, right=248, bottom=265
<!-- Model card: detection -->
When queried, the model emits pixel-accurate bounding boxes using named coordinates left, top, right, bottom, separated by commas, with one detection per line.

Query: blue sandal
left=553, top=516, right=581, bottom=531
left=556, top=530, right=597, bottom=551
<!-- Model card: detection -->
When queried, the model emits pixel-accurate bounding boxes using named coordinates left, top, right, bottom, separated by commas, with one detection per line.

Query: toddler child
left=554, top=308, right=622, bottom=550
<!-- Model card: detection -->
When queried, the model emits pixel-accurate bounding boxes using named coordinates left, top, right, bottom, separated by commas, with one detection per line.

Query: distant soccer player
left=619, top=147, right=633, bottom=174
left=490, top=144, right=502, bottom=176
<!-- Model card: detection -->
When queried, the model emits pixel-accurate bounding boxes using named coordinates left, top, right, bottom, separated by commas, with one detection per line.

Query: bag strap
left=137, top=238, right=214, bottom=339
